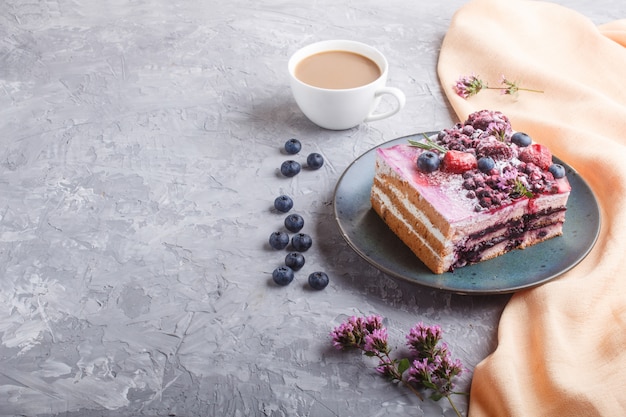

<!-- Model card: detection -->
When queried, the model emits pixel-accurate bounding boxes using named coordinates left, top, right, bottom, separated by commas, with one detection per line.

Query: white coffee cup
left=288, top=40, right=406, bottom=130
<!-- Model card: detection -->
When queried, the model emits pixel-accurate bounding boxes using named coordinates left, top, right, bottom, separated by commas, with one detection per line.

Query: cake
left=370, top=110, right=571, bottom=274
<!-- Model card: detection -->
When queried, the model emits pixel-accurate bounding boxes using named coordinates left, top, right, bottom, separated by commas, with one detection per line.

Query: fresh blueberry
left=308, top=271, right=329, bottom=290
left=280, top=160, right=301, bottom=177
left=269, top=231, right=289, bottom=250
left=291, top=233, right=312, bottom=252
left=274, top=195, right=293, bottom=213
left=284, top=213, right=304, bottom=232
left=285, top=252, right=305, bottom=271
left=417, top=151, right=441, bottom=173
left=511, top=132, right=532, bottom=147
left=284, top=138, right=302, bottom=155
left=272, top=266, right=295, bottom=286
left=477, top=156, right=495, bottom=173
left=306, top=153, right=324, bottom=170
left=549, top=163, right=566, bottom=179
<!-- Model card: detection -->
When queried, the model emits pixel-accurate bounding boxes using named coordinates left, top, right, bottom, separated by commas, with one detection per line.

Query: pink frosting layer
left=376, top=144, right=571, bottom=224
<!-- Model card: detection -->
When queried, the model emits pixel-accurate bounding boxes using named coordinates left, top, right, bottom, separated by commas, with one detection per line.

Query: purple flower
left=406, top=322, right=442, bottom=356
left=435, top=355, right=464, bottom=393
left=362, top=314, right=384, bottom=333
left=453, top=74, right=485, bottom=99
left=405, top=325, right=465, bottom=400
left=330, top=314, right=384, bottom=350
left=496, top=166, right=518, bottom=192
left=500, top=75, right=519, bottom=96
left=485, top=122, right=511, bottom=142
left=408, top=342, right=465, bottom=397
left=330, top=320, right=358, bottom=350
left=406, top=357, right=436, bottom=383
left=364, top=328, right=390, bottom=355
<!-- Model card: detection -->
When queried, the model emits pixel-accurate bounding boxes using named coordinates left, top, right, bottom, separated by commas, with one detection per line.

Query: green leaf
left=407, top=136, right=447, bottom=154
left=512, top=179, right=534, bottom=198
left=429, top=392, right=444, bottom=402
left=422, top=380, right=438, bottom=390
left=397, top=358, right=411, bottom=375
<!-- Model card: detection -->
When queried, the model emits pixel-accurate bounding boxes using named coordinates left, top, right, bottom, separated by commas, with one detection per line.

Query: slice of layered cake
left=370, top=110, right=571, bottom=274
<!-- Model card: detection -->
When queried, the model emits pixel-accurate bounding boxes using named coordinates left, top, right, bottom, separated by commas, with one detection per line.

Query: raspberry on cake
left=370, top=110, right=571, bottom=274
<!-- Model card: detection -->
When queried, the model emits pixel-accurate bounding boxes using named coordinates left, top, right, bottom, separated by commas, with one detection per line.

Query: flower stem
left=482, top=86, right=544, bottom=94
left=402, top=380, right=424, bottom=401
left=517, top=87, right=544, bottom=93
left=446, top=394, right=463, bottom=417
left=372, top=350, right=425, bottom=401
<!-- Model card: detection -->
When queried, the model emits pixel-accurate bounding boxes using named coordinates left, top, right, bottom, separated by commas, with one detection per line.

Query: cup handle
left=364, top=87, right=406, bottom=123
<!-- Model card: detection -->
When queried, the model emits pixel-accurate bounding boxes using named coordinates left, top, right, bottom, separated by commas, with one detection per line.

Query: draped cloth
left=437, top=1, right=626, bottom=415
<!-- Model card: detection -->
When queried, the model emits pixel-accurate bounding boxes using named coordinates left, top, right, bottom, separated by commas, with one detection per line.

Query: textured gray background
left=0, top=1, right=622, bottom=416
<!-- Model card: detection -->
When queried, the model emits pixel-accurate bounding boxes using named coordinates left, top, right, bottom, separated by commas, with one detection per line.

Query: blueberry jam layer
left=465, top=207, right=566, bottom=241
left=451, top=207, right=567, bottom=271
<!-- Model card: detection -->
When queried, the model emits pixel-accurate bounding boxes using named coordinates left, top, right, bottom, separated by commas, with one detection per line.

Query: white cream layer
left=371, top=184, right=456, bottom=267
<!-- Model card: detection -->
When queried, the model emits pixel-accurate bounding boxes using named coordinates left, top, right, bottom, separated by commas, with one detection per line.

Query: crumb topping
left=411, top=110, right=564, bottom=212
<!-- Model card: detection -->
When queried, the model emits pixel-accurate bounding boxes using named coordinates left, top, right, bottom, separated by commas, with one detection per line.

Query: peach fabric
left=437, top=1, right=626, bottom=416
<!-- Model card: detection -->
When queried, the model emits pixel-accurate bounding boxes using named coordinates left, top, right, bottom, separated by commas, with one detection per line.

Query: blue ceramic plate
left=332, top=133, right=601, bottom=295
